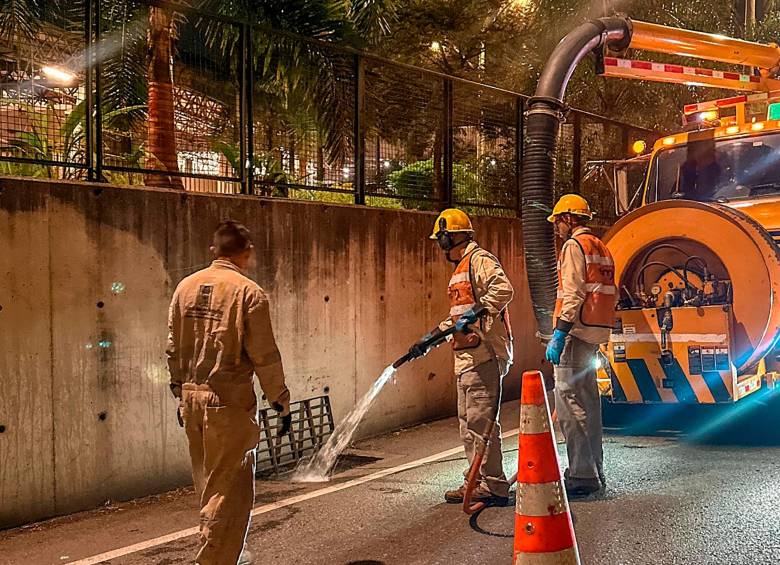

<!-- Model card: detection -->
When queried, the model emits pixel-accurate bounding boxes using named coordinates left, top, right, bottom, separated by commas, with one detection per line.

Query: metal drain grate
left=256, top=395, right=334, bottom=476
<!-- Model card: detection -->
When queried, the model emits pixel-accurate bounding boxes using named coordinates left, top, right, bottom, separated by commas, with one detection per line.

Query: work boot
left=564, top=477, right=601, bottom=498
left=444, top=484, right=466, bottom=503
left=472, top=484, right=509, bottom=507
left=238, top=548, right=254, bottom=564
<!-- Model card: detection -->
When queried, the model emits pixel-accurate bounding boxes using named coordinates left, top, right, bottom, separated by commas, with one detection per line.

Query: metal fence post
left=443, top=78, right=453, bottom=209
left=94, top=0, right=104, bottom=181
left=572, top=112, right=582, bottom=194
left=515, top=96, right=524, bottom=217
left=354, top=54, right=365, bottom=205
left=238, top=23, right=248, bottom=195
left=246, top=25, right=255, bottom=195
left=85, top=0, right=94, bottom=181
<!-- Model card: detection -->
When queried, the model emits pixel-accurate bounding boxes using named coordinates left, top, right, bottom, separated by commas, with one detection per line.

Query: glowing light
left=489, top=158, right=497, bottom=166
left=593, top=356, right=602, bottom=370
left=430, top=41, right=442, bottom=52
left=382, top=160, right=391, bottom=169
left=752, top=121, right=765, bottom=131
left=85, top=343, right=94, bottom=350
left=111, top=281, right=125, bottom=294
left=700, top=110, right=718, bottom=121
left=632, top=140, right=647, bottom=155
left=662, top=136, right=676, bottom=146
left=41, top=66, right=76, bottom=84
left=768, top=102, right=780, bottom=121
left=726, top=125, right=740, bottom=135
left=98, top=340, right=112, bottom=349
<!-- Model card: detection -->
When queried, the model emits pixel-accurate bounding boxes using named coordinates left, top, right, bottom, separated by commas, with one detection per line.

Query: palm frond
left=348, top=0, right=397, bottom=45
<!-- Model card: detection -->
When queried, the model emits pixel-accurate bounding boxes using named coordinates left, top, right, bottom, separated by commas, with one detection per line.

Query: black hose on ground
left=521, top=16, right=632, bottom=339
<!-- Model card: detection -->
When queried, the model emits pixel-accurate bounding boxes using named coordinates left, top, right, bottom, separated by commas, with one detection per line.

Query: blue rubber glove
left=545, top=329, right=568, bottom=366
left=455, top=308, right=479, bottom=333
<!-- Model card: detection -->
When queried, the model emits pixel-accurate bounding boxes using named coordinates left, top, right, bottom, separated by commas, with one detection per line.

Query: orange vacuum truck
left=521, top=17, right=780, bottom=412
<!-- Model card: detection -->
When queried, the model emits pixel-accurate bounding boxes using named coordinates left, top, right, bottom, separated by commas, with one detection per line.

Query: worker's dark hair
left=213, top=220, right=252, bottom=257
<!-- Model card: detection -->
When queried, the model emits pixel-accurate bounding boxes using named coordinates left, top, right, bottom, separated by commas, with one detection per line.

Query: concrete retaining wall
left=0, top=177, right=542, bottom=528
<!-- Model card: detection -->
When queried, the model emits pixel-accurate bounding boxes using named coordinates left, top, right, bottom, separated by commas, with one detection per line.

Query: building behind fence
left=0, top=0, right=654, bottom=221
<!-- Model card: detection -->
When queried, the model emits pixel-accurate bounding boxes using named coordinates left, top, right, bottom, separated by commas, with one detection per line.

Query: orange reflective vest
left=554, top=233, right=616, bottom=329
left=448, top=249, right=512, bottom=350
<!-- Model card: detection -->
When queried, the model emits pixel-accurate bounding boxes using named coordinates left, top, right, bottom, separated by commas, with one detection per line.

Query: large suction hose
left=521, top=17, right=631, bottom=338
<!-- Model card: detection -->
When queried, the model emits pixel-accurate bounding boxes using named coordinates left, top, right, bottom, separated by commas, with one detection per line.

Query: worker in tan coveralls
left=166, top=220, right=291, bottom=565
left=546, top=194, right=616, bottom=497
left=417, top=208, right=513, bottom=505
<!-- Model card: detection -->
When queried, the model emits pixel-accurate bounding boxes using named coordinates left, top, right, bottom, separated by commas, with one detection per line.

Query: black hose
left=634, top=243, right=693, bottom=292
left=636, top=261, right=697, bottom=293
left=521, top=16, right=632, bottom=339
left=683, top=255, right=708, bottom=284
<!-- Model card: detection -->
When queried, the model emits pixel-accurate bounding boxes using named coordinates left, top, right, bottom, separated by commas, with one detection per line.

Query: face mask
left=436, top=232, right=455, bottom=251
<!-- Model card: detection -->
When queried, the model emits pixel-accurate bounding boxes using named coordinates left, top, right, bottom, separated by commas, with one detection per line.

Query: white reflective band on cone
left=515, top=482, right=567, bottom=517
left=515, top=548, right=581, bottom=565
left=519, top=403, right=551, bottom=435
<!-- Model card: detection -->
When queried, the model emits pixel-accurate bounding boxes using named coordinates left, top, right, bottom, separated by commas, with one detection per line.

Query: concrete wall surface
left=0, top=177, right=542, bottom=528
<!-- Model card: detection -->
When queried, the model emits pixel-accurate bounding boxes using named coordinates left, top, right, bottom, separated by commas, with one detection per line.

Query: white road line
left=69, top=428, right=520, bottom=564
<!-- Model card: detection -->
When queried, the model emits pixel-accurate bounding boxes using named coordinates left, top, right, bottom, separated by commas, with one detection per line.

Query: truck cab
left=644, top=95, right=780, bottom=234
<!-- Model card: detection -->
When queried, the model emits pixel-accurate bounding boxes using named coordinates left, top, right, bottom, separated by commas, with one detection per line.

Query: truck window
left=645, top=132, right=780, bottom=203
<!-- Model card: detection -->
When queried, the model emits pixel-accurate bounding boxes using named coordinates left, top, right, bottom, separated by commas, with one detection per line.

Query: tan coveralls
left=441, top=242, right=514, bottom=497
left=555, top=227, right=610, bottom=484
left=167, top=259, right=290, bottom=565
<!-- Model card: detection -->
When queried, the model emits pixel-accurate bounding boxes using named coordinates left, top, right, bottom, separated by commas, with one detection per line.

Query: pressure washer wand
left=392, top=306, right=488, bottom=369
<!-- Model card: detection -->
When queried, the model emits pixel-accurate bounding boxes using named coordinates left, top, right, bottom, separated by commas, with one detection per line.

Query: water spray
left=292, top=307, right=488, bottom=483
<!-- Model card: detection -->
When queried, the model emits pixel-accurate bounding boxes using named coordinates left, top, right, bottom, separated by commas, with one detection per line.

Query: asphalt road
left=2, top=391, right=779, bottom=565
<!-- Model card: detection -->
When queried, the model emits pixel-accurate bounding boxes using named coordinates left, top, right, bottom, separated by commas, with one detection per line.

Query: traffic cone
left=514, top=370, right=581, bottom=565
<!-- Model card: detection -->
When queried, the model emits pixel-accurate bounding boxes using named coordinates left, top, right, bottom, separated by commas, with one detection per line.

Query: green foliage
left=0, top=99, right=87, bottom=179
left=212, top=140, right=293, bottom=197
left=387, top=158, right=482, bottom=211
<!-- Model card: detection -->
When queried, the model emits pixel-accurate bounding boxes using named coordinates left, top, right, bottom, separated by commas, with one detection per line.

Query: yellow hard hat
left=429, top=208, right=474, bottom=240
left=547, top=194, right=594, bottom=222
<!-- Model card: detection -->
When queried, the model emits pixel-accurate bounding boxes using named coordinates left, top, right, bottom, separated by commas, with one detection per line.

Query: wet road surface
left=1, top=390, right=779, bottom=565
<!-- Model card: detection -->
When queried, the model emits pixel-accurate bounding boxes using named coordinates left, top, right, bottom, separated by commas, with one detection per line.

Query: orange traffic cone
left=513, top=370, right=581, bottom=565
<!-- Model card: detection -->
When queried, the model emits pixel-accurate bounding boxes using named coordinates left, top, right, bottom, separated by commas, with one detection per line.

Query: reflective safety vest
left=448, top=248, right=512, bottom=350
left=554, top=232, right=616, bottom=329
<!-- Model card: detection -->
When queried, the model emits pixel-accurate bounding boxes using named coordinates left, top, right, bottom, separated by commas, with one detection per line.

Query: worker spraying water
left=426, top=209, right=514, bottom=507
left=295, top=209, right=513, bottom=500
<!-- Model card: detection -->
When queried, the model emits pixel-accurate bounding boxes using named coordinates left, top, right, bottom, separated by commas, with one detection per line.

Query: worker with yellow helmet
left=412, top=208, right=514, bottom=505
left=547, top=194, right=617, bottom=497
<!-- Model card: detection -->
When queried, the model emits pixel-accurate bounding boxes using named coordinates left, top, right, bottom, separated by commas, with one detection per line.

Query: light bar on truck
left=602, top=57, right=780, bottom=92
left=684, top=91, right=780, bottom=115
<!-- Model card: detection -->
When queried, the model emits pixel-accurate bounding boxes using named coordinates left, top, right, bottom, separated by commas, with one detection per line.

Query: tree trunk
left=145, top=7, right=183, bottom=189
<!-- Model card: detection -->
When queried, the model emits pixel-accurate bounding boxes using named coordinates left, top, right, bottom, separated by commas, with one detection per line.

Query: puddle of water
left=292, top=365, right=396, bottom=483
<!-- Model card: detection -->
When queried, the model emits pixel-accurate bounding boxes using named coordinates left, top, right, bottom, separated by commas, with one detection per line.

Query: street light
left=41, top=66, right=76, bottom=85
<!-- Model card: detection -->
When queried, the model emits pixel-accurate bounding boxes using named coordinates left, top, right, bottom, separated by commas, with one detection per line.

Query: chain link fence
left=0, top=0, right=653, bottom=219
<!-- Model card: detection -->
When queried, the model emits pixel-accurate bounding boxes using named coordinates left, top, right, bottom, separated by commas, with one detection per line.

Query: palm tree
left=145, top=5, right=182, bottom=188
left=197, top=0, right=398, bottom=182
